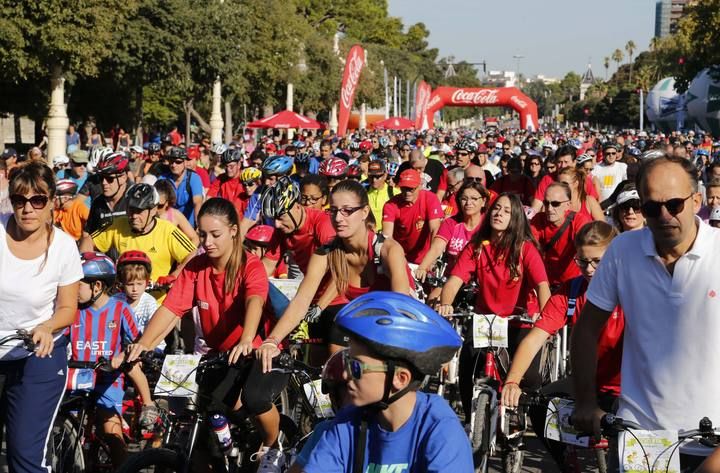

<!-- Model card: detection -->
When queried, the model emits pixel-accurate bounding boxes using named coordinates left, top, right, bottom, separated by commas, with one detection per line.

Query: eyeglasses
left=464, top=177, right=484, bottom=183
left=574, top=257, right=601, bottom=269
left=10, top=194, right=49, bottom=210
left=342, top=352, right=388, bottom=380
left=640, top=194, right=693, bottom=218
left=328, top=205, right=364, bottom=217
left=605, top=152, right=617, bottom=156
left=618, top=200, right=641, bottom=212
left=71, top=161, right=86, bottom=167
left=543, top=199, right=570, bottom=208
left=301, top=194, right=323, bottom=204
left=530, top=162, right=541, bottom=166
left=460, top=195, right=485, bottom=203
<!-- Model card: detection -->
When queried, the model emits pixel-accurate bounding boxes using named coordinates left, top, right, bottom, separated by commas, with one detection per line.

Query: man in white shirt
left=592, top=142, right=627, bottom=204
left=572, top=154, right=720, bottom=434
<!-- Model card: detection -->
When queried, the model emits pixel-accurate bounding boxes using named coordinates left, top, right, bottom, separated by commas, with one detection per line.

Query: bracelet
left=262, top=336, right=280, bottom=347
left=504, top=381, right=520, bottom=388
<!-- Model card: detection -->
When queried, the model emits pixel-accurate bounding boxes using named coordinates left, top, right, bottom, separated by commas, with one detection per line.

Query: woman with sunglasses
left=501, top=221, right=624, bottom=470
left=438, top=193, right=551, bottom=419
left=557, top=167, right=605, bottom=221
left=257, top=180, right=415, bottom=370
left=154, top=180, right=200, bottom=245
left=610, top=186, right=645, bottom=232
left=0, top=161, right=83, bottom=473
left=523, top=154, right=545, bottom=188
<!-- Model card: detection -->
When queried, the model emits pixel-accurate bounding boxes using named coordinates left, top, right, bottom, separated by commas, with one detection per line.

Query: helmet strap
left=374, top=361, right=412, bottom=410
left=80, top=281, right=104, bottom=309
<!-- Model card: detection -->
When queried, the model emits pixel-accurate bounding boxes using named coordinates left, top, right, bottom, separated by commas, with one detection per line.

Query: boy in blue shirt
left=300, top=292, right=472, bottom=473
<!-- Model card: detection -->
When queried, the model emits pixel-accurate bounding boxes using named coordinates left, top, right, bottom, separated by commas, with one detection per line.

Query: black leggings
left=459, top=326, right=543, bottom=420
left=308, top=304, right=349, bottom=347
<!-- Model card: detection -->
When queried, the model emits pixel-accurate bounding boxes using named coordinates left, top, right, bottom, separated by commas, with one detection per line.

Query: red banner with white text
left=337, top=45, right=366, bottom=136
left=414, top=81, right=432, bottom=130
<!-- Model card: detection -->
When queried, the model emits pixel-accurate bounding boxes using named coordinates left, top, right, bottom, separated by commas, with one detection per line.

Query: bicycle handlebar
left=0, top=330, right=36, bottom=352
left=445, top=312, right=535, bottom=324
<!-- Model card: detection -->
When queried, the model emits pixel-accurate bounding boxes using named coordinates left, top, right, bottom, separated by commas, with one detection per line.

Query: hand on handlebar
left=501, top=382, right=523, bottom=408
left=229, top=340, right=254, bottom=365
left=256, top=341, right=281, bottom=373
left=414, top=266, right=428, bottom=283
left=156, top=275, right=177, bottom=287
left=31, top=323, right=54, bottom=358
left=572, top=404, right=608, bottom=442
left=436, top=303, right=453, bottom=317
left=126, top=342, right=150, bottom=363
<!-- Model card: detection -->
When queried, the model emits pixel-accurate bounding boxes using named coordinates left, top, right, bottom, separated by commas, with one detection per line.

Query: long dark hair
left=453, top=181, right=490, bottom=223
left=471, top=193, right=538, bottom=280
left=327, top=179, right=374, bottom=295
left=197, top=198, right=245, bottom=294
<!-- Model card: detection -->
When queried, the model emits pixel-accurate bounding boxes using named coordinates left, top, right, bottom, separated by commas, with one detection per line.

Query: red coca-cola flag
left=414, top=81, right=432, bottom=130
left=337, top=45, right=366, bottom=136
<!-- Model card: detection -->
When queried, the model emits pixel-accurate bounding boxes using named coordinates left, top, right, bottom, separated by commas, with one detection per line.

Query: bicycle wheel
left=49, top=414, right=85, bottom=473
left=116, top=448, right=183, bottom=473
left=502, top=449, right=524, bottom=473
left=541, top=336, right=559, bottom=384
left=471, top=392, right=491, bottom=473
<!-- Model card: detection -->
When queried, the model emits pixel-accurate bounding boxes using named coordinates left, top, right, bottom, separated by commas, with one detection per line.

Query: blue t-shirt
left=243, top=186, right=274, bottom=226
left=303, top=392, right=473, bottom=473
left=158, top=170, right=203, bottom=226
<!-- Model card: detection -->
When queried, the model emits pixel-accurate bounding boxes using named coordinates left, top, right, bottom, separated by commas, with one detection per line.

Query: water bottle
left=210, top=413, right=232, bottom=452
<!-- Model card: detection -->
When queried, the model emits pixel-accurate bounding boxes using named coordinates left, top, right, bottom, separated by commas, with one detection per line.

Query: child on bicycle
left=299, top=292, right=473, bottom=472
left=68, top=252, right=156, bottom=467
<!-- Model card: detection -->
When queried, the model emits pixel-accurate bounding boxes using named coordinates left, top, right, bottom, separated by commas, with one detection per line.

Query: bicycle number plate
left=303, top=379, right=334, bottom=418
left=472, top=314, right=508, bottom=348
left=154, top=354, right=202, bottom=397
left=269, top=278, right=302, bottom=301
left=544, top=398, right=589, bottom=447
left=618, top=429, right=679, bottom=473
left=68, top=368, right=95, bottom=391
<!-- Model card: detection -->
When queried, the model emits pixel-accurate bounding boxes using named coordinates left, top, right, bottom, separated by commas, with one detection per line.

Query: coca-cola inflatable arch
left=424, top=86, right=539, bottom=131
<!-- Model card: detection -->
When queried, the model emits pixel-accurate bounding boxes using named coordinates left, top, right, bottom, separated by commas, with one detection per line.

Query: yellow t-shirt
left=368, top=183, right=400, bottom=232
left=91, top=218, right=196, bottom=299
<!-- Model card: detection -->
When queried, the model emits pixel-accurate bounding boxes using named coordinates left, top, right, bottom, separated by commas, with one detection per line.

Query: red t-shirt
left=451, top=240, right=548, bottom=317
left=163, top=252, right=270, bottom=352
left=207, top=176, right=249, bottom=218
left=193, top=167, right=211, bottom=189
left=530, top=211, right=591, bottom=285
left=534, top=173, right=599, bottom=202
left=382, top=190, right=444, bottom=264
left=265, top=207, right=336, bottom=275
left=490, top=175, right=536, bottom=206
left=534, top=279, right=624, bottom=395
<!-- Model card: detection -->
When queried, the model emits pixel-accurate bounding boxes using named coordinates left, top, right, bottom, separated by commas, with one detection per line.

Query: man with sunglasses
left=57, top=149, right=90, bottom=191
left=157, top=147, right=204, bottom=227
left=83, top=152, right=132, bottom=247
left=592, top=142, right=627, bottom=204
left=382, top=169, right=443, bottom=265
left=477, top=144, right=501, bottom=180
left=531, top=145, right=600, bottom=213
left=396, top=150, right=448, bottom=201
left=573, top=154, right=720, bottom=438
left=207, top=148, right=245, bottom=210
left=367, top=160, right=399, bottom=231
left=531, top=182, right=591, bottom=286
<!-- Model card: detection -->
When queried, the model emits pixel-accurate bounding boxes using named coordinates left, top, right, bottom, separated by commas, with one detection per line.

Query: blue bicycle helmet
left=262, top=155, right=294, bottom=176
left=626, top=146, right=641, bottom=158
left=335, top=292, right=461, bottom=376
left=568, top=138, right=583, bottom=150
left=80, top=252, right=116, bottom=285
left=294, top=152, right=311, bottom=165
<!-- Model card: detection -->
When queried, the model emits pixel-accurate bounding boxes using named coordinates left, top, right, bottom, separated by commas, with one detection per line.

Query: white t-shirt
left=592, top=161, right=627, bottom=202
left=587, top=219, right=720, bottom=430
left=0, top=214, right=83, bottom=360
left=116, top=291, right=165, bottom=351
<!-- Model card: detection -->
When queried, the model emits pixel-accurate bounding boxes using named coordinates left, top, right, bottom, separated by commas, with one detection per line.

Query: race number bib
left=154, top=354, right=202, bottom=397
left=472, top=314, right=509, bottom=348
left=618, top=430, right=679, bottom=473
left=544, top=398, right=589, bottom=447
left=269, top=278, right=302, bottom=301
left=303, top=379, right=334, bottom=418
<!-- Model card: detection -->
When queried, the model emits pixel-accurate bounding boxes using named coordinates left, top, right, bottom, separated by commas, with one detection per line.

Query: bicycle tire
left=49, top=414, right=86, bottom=473
left=471, top=392, right=491, bottom=473
left=502, top=449, right=524, bottom=473
left=542, top=336, right=559, bottom=384
left=116, top=448, right=183, bottom=473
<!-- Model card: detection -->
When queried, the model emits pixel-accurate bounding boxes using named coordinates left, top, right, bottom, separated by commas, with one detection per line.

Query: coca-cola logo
left=426, top=95, right=442, bottom=110
left=416, top=84, right=430, bottom=116
left=341, top=49, right=364, bottom=109
left=510, top=95, right=528, bottom=109
left=450, top=89, right=499, bottom=105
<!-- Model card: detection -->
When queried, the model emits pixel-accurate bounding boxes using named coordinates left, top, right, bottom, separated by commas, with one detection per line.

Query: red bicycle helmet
left=319, top=157, right=348, bottom=178
left=56, top=179, right=78, bottom=196
left=347, top=164, right=362, bottom=179
left=245, top=225, right=275, bottom=247
left=96, top=151, right=129, bottom=175
left=117, top=250, right=152, bottom=275
left=359, top=140, right=373, bottom=153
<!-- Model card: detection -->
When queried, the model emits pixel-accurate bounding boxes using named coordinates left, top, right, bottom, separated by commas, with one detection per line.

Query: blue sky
left=387, top=0, right=656, bottom=79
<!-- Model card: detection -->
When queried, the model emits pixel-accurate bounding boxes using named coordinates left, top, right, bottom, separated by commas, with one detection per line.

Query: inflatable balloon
left=646, top=77, right=690, bottom=133
left=686, top=67, right=720, bottom=136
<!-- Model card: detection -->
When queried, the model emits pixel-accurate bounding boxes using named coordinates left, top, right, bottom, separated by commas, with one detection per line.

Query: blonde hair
left=558, top=167, right=587, bottom=203
left=574, top=221, right=618, bottom=248
left=118, top=263, right=150, bottom=284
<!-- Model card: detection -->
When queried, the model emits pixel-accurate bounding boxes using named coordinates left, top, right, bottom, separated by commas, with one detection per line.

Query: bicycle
left=116, top=351, right=310, bottom=473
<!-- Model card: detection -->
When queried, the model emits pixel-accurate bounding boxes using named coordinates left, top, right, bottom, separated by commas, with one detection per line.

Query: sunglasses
left=464, top=177, right=484, bottom=183
left=242, top=180, right=258, bottom=187
left=457, top=151, right=469, bottom=157
left=399, top=186, right=418, bottom=193
left=574, top=257, right=601, bottom=269
left=10, top=194, right=49, bottom=210
left=101, top=174, right=120, bottom=183
left=543, top=199, right=569, bottom=208
left=71, top=161, right=86, bottom=167
left=171, top=159, right=185, bottom=165
left=618, top=200, right=641, bottom=212
left=640, top=194, right=693, bottom=218
left=605, top=152, right=617, bottom=156
left=328, top=205, right=364, bottom=217
left=367, top=174, right=385, bottom=180
left=342, top=352, right=388, bottom=380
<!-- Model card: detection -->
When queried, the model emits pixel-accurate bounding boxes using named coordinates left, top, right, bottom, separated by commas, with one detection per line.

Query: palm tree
left=612, top=49, right=624, bottom=75
left=604, top=57, right=610, bottom=81
left=625, top=40, right=637, bottom=84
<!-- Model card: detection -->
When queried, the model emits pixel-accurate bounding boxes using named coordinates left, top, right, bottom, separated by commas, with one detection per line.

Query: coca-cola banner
left=337, top=45, right=366, bottom=136
left=414, top=81, right=432, bottom=130
left=425, top=86, right=539, bottom=131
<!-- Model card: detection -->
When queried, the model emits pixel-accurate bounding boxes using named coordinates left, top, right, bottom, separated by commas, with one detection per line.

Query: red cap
left=398, top=169, right=422, bottom=188
left=477, top=144, right=488, bottom=153
left=265, top=143, right=277, bottom=152
left=187, top=145, right=200, bottom=160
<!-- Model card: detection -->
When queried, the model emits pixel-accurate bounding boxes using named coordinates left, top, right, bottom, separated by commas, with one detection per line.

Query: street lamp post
left=513, top=54, right=525, bottom=87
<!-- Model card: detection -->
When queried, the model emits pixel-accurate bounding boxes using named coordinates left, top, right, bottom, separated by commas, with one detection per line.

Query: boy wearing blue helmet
left=239, top=154, right=295, bottom=236
left=300, top=292, right=472, bottom=473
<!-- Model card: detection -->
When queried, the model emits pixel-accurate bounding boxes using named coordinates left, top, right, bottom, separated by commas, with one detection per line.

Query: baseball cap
left=367, top=160, right=386, bottom=176
left=1, top=148, right=17, bottom=159
left=710, top=207, right=720, bottom=222
left=616, top=189, right=640, bottom=206
left=69, top=149, right=89, bottom=163
left=398, top=169, right=422, bottom=188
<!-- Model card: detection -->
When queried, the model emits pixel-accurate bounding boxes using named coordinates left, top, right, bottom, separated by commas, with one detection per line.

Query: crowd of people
left=1, top=122, right=720, bottom=473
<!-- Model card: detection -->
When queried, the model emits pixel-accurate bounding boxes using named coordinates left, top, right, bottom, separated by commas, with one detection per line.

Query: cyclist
left=154, top=179, right=200, bottom=246
left=257, top=180, right=415, bottom=366
left=501, top=221, right=624, bottom=468
left=115, top=250, right=160, bottom=339
left=299, top=174, right=329, bottom=210
left=319, top=156, right=348, bottom=192
left=127, top=198, right=289, bottom=472
left=294, top=151, right=319, bottom=178
left=83, top=183, right=196, bottom=300
left=437, top=193, right=551, bottom=418
left=239, top=154, right=295, bottom=235
left=557, top=167, right=605, bottom=221
left=531, top=182, right=592, bottom=286
left=698, top=178, right=720, bottom=222
left=530, top=145, right=599, bottom=213
left=82, top=151, right=131, bottom=242
left=397, top=149, right=448, bottom=200
left=592, top=142, right=628, bottom=204
left=609, top=185, right=645, bottom=232
left=53, top=179, right=89, bottom=241
left=69, top=252, right=154, bottom=467
left=441, top=167, right=464, bottom=218
left=382, top=169, right=444, bottom=265
left=299, top=292, right=472, bottom=472
left=0, top=162, right=83, bottom=473
left=157, top=146, right=204, bottom=226
left=490, top=156, right=536, bottom=206
left=366, top=160, right=399, bottom=231
left=453, top=139, right=475, bottom=171
left=207, top=148, right=245, bottom=209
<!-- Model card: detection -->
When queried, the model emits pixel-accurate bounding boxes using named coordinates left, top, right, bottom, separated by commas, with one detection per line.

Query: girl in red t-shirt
left=127, top=197, right=288, bottom=469
left=437, top=193, right=551, bottom=420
